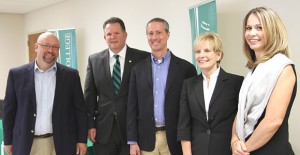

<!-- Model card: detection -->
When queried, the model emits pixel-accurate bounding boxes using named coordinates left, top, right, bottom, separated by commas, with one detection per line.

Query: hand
left=4, top=145, right=12, bottom=155
left=88, top=128, right=96, bottom=143
left=76, top=143, right=87, bottom=155
left=130, top=144, right=141, bottom=155
left=231, top=140, right=250, bottom=155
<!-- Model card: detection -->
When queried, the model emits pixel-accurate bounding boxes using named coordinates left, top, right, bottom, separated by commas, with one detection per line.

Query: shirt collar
left=202, top=67, right=220, bottom=80
left=34, top=60, right=57, bottom=72
left=109, top=45, right=127, bottom=59
left=151, top=49, right=171, bottom=64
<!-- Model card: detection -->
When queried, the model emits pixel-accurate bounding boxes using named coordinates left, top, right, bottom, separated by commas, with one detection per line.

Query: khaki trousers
left=30, top=136, right=56, bottom=155
left=141, top=131, right=171, bottom=155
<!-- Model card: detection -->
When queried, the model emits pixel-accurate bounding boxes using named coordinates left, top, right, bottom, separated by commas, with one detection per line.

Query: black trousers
left=93, top=118, right=129, bottom=155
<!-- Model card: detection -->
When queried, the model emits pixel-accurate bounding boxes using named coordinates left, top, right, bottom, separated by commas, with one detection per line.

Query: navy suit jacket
left=3, top=62, right=88, bottom=155
left=127, top=52, right=197, bottom=155
left=84, top=46, right=150, bottom=144
left=177, top=68, right=243, bottom=155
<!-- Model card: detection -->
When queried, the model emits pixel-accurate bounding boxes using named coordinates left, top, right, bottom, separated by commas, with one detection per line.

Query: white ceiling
left=0, top=0, right=65, bottom=14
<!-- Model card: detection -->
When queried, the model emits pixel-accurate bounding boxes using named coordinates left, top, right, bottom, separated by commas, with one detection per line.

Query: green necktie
left=112, top=55, right=121, bottom=95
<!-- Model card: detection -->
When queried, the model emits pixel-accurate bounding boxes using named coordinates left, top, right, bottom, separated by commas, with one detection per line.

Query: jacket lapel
left=165, top=53, right=179, bottom=93
left=194, top=75, right=206, bottom=113
left=209, top=68, right=227, bottom=108
left=26, top=62, right=37, bottom=110
left=119, top=49, right=134, bottom=94
left=96, top=50, right=115, bottom=95
left=53, top=63, right=66, bottom=109
left=101, top=50, right=113, bottom=90
left=143, top=57, right=153, bottom=89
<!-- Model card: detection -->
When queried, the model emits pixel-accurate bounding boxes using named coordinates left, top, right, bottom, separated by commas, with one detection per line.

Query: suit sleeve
left=187, top=63, right=197, bottom=79
left=236, top=76, right=244, bottom=93
left=2, top=69, right=17, bottom=145
left=177, top=80, right=192, bottom=141
left=73, top=70, right=88, bottom=143
left=84, top=56, right=98, bottom=129
left=127, top=67, right=139, bottom=142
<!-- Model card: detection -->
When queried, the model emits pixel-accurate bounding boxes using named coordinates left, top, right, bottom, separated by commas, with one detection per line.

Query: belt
left=34, top=133, right=53, bottom=138
left=155, top=126, right=165, bottom=132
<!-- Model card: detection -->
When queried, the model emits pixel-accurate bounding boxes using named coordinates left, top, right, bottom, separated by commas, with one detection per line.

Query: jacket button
left=31, top=130, right=34, bottom=133
left=207, top=130, right=211, bottom=134
left=33, top=114, right=36, bottom=117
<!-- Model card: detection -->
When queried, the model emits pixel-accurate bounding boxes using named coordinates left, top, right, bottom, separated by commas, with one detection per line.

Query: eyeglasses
left=37, top=43, right=60, bottom=51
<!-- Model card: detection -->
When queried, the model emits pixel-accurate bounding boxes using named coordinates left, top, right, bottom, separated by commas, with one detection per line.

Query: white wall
left=0, top=13, right=26, bottom=98
left=1, top=0, right=299, bottom=153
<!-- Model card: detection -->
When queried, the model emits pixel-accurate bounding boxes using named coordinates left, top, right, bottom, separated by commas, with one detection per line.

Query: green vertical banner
left=189, top=0, right=217, bottom=73
left=49, top=28, right=78, bottom=69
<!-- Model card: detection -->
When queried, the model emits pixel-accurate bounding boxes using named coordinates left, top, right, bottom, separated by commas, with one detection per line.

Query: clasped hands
left=231, top=140, right=250, bottom=155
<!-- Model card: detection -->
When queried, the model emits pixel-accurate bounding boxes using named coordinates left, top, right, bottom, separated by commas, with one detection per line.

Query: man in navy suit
left=127, top=17, right=197, bottom=155
left=2, top=32, right=88, bottom=155
left=84, top=17, right=149, bottom=155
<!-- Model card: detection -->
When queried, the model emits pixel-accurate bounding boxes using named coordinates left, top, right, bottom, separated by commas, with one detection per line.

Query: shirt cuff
left=128, top=141, right=137, bottom=145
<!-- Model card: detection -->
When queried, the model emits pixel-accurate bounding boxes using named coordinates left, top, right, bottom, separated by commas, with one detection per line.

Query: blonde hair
left=243, top=7, right=289, bottom=69
left=194, top=32, right=224, bottom=64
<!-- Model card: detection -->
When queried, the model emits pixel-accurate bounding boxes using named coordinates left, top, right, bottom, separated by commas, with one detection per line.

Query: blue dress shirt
left=151, top=50, right=171, bottom=126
